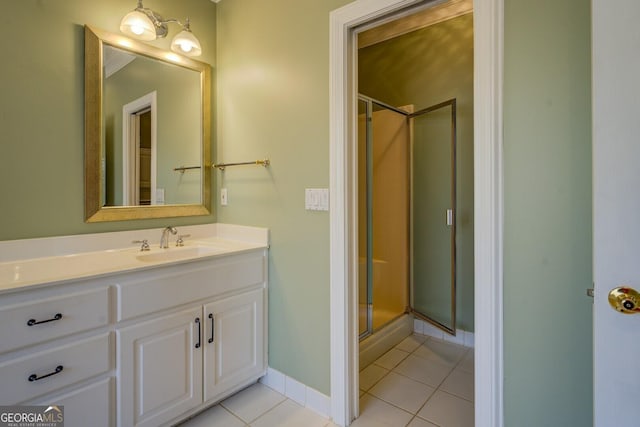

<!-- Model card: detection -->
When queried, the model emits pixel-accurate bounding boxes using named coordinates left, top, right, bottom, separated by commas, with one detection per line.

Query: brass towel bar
left=213, top=159, right=270, bottom=171
left=173, top=166, right=201, bottom=173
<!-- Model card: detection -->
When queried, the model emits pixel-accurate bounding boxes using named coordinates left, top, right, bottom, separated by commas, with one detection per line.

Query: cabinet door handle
left=208, top=313, right=214, bottom=343
left=27, top=313, right=63, bottom=326
left=28, top=365, right=63, bottom=382
left=195, top=317, right=201, bottom=349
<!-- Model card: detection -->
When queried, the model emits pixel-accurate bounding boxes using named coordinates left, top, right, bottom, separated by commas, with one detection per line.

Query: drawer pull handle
left=195, top=318, right=201, bottom=349
left=208, top=313, right=214, bottom=343
left=27, top=313, right=63, bottom=326
left=28, top=365, right=63, bottom=382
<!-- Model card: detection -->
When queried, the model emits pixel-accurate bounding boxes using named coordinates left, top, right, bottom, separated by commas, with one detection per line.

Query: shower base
left=359, top=314, right=413, bottom=370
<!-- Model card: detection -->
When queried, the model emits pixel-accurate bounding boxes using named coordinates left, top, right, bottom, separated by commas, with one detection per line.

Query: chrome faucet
left=160, top=226, right=178, bottom=249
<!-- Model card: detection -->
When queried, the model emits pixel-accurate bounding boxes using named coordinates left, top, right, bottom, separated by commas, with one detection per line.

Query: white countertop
left=0, top=224, right=268, bottom=294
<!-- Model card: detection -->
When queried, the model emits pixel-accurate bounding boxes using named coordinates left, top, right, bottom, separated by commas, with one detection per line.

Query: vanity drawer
left=0, top=287, right=110, bottom=354
left=0, top=333, right=111, bottom=404
left=117, top=253, right=265, bottom=321
left=29, top=378, right=114, bottom=427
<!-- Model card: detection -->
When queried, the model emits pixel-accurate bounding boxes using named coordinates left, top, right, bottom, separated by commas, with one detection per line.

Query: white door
left=592, top=0, right=640, bottom=424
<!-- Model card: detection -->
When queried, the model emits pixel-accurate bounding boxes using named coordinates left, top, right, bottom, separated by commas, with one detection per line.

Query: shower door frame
left=358, top=95, right=459, bottom=338
left=409, top=98, right=458, bottom=335
left=358, top=94, right=414, bottom=341
left=329, top=0, right=504, bottom=426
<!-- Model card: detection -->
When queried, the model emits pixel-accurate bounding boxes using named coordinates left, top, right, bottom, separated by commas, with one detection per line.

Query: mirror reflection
left=103, top=45, right=202, bottom=206
left=85, top=26, right=211, bottom=222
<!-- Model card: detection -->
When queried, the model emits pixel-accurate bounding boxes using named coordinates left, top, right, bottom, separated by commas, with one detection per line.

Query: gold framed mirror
left=84, top=25, right=211, bottom=222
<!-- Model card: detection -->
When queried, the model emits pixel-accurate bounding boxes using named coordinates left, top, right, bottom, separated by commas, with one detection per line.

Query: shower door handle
left=446, top=209, right=454, bottom=226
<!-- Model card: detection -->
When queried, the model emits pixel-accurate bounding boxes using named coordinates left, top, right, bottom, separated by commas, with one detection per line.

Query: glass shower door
left=358, top=99, right=372, bottom=338
left=358, top=96, right=410, bottom=339
left=358, top=95, right=457, bottom=338
left=411, top=100, right=457, bottom=334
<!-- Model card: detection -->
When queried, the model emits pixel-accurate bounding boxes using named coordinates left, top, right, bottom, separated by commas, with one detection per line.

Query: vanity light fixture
left=120, top=0, right=202, bottom=57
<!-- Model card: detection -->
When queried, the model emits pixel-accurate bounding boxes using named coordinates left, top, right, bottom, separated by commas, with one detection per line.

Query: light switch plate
left=221, top=188, right=228, bottom=206
left=305, top=188, right=329, bottom=211
left=156, top=188, right=165, bottom=205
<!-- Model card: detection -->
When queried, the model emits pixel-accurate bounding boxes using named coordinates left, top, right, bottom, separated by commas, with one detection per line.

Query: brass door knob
left=608, top=286, right=640, bottom=314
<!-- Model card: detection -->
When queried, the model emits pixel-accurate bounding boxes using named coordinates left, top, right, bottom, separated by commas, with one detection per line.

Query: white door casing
left=329, top=0, right=504, bottom=426
left=592, top=0, right=640, bottom=424
left=122, top=91, right=157, bottom=205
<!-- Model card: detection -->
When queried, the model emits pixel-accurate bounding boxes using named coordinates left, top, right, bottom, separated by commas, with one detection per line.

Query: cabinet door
left=203, top=288, right=265, bottom=402
left=118, top=307, right=203, bottom=427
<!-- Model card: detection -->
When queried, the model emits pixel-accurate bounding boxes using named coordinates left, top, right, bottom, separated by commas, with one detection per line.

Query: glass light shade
left=120, top=10, right=156, bottom=41
left=171, top=30, right=202, bottom=57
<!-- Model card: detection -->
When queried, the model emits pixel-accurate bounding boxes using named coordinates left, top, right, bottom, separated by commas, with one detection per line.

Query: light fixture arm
left=134, top=0, right=190, bottom=39
left=121, top=0, right=202, bottom=56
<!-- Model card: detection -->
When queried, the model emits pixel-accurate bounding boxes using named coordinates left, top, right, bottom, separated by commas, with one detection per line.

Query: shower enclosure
left=358, top=94, right=457, bottom=342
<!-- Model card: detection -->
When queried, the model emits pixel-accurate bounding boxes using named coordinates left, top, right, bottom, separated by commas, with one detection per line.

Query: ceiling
left=358, top=0, right=473, bottom=48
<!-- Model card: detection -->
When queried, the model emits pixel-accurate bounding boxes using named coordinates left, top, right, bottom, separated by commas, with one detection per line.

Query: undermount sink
left=135, top=246, right=224, bottom=263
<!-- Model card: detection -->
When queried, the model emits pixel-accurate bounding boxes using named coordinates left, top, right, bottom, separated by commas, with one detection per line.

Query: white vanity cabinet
left=116, top=250, right=268, bottom=427
left=204, top=288, right=265, bottom=403
left=0, top=282, right=115, bottom=427
left=0, top=244, right=268, bottom=427
left=30, top=378, right=115, bottom=427
left=118, top=307, right=204, bottom=427
left=0, top=224, right=269, bottom=427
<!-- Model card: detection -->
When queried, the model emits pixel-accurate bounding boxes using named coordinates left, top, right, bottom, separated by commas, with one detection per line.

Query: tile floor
left=177, top=382, right=337, bottom=427
left=178, top=333, right=473, bottom=427
left=357, top=334, right=474, bottom=427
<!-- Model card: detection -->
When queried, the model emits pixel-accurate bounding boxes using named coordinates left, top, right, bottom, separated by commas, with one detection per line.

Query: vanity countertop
left=0, top=224, right=268, bottom=295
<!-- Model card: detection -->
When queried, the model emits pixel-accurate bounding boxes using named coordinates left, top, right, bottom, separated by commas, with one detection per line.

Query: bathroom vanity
left=0, top=224, right=268, bottom=427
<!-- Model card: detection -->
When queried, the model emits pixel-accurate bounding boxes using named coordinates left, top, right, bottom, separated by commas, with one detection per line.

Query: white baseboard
left=413, top=318, right=475, bottom=348
left=258, top=320, right=472, bottom=423
left=259, top=367, right=331, bottom=419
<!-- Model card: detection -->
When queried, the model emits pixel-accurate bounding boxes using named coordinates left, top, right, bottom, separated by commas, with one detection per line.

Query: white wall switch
left=305, top=189, right=315, bottom=210
left=221, top=188, right=228, bottom=206
left=319, top=188, right=329, bottom=210
left=305, top=188, right=329, bottom=211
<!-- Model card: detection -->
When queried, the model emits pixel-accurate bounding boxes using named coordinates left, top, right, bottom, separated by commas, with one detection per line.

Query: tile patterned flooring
left=177, top=382, right=337, bottom=427
left=356, top=334, right=474, bottom=427
left=179, top=333, right=473, bottom=427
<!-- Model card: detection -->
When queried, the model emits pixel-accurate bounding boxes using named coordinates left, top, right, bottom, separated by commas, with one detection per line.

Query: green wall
left=358, top=14, right=475, bottom=332
left=0, top=0, right=216, bottom=241
left=504, top=0, right=593, bottom=425
left=217, top=0, right=593, bottom=421
left=0, top=0, right=594, bottom=422
left=216, top=0, right=351, bottom=395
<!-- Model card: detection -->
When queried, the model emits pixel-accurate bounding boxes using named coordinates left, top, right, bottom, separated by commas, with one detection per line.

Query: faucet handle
left=132, top=239, right=150, bottom=251
left=176, top=234, right=191, bottom=247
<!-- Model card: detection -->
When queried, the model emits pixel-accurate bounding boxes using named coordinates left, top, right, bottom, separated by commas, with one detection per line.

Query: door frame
left=122, top=91, right=157, bottom=205
left=329, top=0, right=504, bottom=426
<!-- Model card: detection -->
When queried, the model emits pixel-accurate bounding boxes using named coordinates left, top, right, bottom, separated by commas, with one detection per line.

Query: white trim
left=413, top=318, right=475, bottom=348
left=122, top=91, right=157, bottom=205
left=259, top=368, right=332, bottom=419
left=473, top=0, right=504, bottom=425
left=329, top=0, right=504, bottom=426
